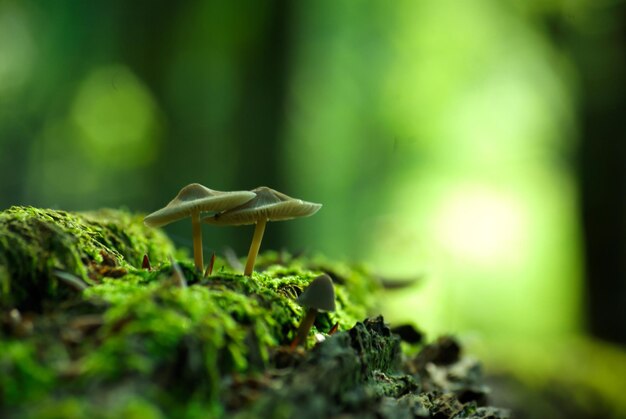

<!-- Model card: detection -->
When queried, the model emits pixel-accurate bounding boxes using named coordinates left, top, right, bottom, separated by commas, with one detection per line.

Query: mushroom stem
left=244, top=218, right=267, bottom=276
left=191, top=211, right=203, bottom=272
left=294, top=307, right=318, bottom=347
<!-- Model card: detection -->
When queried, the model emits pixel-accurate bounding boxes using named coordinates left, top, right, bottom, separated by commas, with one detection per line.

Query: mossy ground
left=0, top=206, right=507, bottom=418
left=0, top=206, right=380, bottom=418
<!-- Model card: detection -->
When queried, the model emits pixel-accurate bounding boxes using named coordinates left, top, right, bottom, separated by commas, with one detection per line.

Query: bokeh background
left=1, top=0, right=625, bottom=416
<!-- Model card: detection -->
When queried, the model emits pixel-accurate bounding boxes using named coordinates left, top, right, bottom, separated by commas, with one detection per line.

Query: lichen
left=227, top=317, right=508, bottom=419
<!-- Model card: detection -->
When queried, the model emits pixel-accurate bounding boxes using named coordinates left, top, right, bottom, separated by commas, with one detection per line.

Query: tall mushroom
left=202, top=186, right=321, bottom=276
left=292, top=274, right=336, bottom=347
left=144, top=183, right=255, bottom=272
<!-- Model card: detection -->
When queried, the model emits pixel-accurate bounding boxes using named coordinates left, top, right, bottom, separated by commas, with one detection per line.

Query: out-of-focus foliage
left=285, top=0, right=581, bottom=340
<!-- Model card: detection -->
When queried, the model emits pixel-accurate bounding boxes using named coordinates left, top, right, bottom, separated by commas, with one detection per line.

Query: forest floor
left=0, top=206, right=512, bottom=418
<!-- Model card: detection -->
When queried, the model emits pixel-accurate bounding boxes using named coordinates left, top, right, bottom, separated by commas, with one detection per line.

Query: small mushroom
left=291, top=274, right=336, bottom=348
left=203, top=186, right=321, bottom=276
left=144, top=183, right=255, bottom=272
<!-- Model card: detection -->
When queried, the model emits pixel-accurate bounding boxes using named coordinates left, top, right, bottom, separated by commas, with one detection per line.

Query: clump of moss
left=0, top=206, right=175, bottom=310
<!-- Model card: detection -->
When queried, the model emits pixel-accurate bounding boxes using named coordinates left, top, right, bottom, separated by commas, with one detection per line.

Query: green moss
left=0, top=206, right=174, bottom=310
left=0, top=206, right=383, bottom=417
left=0, top=341, right=56, bottom=406
left=14, top=394, right=171, bottom=419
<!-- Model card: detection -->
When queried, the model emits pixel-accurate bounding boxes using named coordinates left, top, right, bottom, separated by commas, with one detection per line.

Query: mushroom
left=203, top=186, right=321, bottom=276
left=292, top=274, right=336, bottom=348
left=144, top=183, right=255, bottom=272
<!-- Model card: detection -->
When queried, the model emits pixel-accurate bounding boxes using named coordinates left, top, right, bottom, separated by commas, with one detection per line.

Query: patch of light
left=71, top=65, right=161, bottom=169
left=430, top=186, right=528, bottom=267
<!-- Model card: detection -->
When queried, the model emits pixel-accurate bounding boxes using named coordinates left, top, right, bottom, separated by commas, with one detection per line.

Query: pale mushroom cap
left=144, top=183, right=256, bottom=227
left=297, top=274, right=336, bottom=312
left=202, top=186, right=322, bottom=226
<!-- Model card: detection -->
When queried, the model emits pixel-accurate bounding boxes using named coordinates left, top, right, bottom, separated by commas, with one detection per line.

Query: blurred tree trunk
left=573, top=3, right=626, bottom=344
left=233, top=0, right=293, bottom=250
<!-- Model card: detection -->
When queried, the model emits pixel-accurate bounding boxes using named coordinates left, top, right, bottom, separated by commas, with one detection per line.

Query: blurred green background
left=1, top=0, right=625, bottom=416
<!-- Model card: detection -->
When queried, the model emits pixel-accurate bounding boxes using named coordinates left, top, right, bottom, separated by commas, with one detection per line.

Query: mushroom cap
left=144, top=183, right=256, bottom=227
left=297, top=274, right=336, bottom=312
left=202, top=186, right=321, bottom=226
